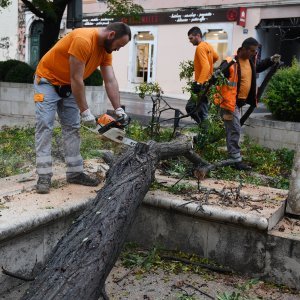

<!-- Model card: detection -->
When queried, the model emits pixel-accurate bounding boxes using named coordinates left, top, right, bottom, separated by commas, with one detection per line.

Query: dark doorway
left=30, top=20, right=44, bottom=68
left=256, top=18, right=300, bottom=66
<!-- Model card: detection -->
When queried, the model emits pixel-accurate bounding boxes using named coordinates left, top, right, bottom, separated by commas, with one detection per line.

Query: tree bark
left=39, top=18, right=62, bottom=58
left=21, top=139, right=193, bottom=300
left=286, top=148, right=300, bottom=216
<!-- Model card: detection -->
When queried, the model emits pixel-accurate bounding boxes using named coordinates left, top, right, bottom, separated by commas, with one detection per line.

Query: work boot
left=67, top=173, right=100, bottom=186
left=36, top=176, right=51, bottom=194
left=233, top=161, right=252, bottom=171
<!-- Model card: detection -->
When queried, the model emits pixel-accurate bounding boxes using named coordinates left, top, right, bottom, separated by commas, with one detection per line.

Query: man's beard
left=104, top=38, right=114, bottom=54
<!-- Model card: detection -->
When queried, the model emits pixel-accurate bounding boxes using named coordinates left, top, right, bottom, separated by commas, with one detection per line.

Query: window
left=133, top=31, right=155, bottom=83
left=204, top=30, right=228, bottom=66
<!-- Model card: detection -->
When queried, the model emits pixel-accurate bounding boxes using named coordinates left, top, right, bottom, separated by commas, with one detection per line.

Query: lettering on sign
left=82, top=9, right=238, bottom=27
left=82, top=17, right=114, bottom=27
left=170, top=12, right=213, bottom=23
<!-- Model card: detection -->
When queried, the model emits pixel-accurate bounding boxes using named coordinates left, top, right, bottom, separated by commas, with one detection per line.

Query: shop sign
left=237, top=7, right=247, bottom=27
left=82, top=8, right=239, bottom=27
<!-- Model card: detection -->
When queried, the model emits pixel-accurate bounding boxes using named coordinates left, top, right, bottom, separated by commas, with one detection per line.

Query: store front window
left=204, top=29, right=228, bottom=66
left=133, top=31, right=155, bottom=83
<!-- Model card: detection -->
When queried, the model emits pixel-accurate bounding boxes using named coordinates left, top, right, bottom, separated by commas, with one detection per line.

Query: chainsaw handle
left=115, top=115, right=131, bottom=126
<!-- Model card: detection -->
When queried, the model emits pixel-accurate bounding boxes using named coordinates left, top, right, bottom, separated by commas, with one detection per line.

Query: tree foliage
left=19, top=0, right=144, bottom=58
left=0, top=0, right=11, bottom=10
left=103, top=0, right=143, bottom=17
left=21, top=0, right=67, bottom=23
left=263, top=58, right=300, bottom=122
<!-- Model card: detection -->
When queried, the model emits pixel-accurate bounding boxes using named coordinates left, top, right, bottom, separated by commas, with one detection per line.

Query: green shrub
left=263, top=58, right=300, bottom=122
left=84, top=69, right=103, bottom=86
left=0, top=59, right=21, bottom=81
left=4, top=62, right=35, bottom=83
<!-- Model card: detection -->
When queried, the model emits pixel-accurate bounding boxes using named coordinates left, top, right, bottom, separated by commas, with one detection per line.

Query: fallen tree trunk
left=21, top=139, right=194, bottom=300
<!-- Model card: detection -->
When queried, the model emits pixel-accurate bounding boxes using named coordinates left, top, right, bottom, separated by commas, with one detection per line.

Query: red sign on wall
left=237, top=7, right=247, bottom=27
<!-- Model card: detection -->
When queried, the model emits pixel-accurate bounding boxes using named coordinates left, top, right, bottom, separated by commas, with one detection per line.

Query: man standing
left=215, top=37, right=281, bottom=170
left=186, top=27, right=219, bottom=123
left=34, top=22, right=131, bottom=194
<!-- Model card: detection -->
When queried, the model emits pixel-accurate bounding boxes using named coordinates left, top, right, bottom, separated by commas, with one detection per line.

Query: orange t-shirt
left=36, top=28, right=112, bottom=85
left=194, top=41, right=219, bottom=84
left=238, top=58, right=252, bottom=99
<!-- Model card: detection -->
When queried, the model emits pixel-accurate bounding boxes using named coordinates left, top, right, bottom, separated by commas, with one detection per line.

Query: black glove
left=191, top=81, right=203, bottom=94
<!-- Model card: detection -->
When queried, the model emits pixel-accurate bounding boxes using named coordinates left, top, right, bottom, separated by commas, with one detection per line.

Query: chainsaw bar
left=82, top=125, right=137, bottom=147
left=101, top=127, right=137, bottom=146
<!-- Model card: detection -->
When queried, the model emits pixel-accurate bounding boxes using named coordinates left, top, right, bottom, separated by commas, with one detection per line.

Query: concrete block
left=0, top=82, right=107, bottom=117
left=207, top=223, right=267, bottom=274
left=16, top=101, right=34, bottom=116
left=0, top=215, right=77, bottom=296
left=245, top=115, right=300, bottom=150
left=0, top=101, right=12, bottom=114
left=1, top=86, right=26, bottom=102
left=86, top=86, right=107, bottom=115
left=265, top=233, right=300, bottom=289
left=128, top=204, right=208, bottom=257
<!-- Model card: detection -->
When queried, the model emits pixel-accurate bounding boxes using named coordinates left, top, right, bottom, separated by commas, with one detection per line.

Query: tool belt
left=54, top=85, right=72, bottom=98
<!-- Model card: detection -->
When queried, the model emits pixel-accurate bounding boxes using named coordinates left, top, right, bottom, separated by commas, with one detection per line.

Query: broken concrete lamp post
left=286, top=147, right=300, bottom=216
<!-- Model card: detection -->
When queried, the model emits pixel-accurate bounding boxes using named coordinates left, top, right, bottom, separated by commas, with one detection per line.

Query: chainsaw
left=82, top=114, right=137, bottom=147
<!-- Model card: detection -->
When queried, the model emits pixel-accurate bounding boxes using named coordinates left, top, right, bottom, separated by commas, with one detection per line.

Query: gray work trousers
left=221, top=106, right=242, bottom=161
left=34, top=76, right=83, bottom=178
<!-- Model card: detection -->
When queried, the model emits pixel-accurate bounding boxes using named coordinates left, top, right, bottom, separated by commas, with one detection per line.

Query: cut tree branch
left=21, top=0, right=45, bottom=19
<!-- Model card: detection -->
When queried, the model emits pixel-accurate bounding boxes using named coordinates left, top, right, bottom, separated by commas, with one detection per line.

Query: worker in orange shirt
left=34, top=22, right=131, bottom=194
left=186, top=26, right=219, bottom=124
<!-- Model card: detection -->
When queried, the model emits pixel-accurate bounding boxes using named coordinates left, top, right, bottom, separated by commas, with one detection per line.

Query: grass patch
left=0, top=126, right=35, bottom=177
left=0, top=123, right=294, bottom=189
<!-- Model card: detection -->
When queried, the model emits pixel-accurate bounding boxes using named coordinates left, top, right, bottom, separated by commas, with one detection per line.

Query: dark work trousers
left=34, top=76, right=84, bottom=179
left=185, top=95, right=209, bottom=124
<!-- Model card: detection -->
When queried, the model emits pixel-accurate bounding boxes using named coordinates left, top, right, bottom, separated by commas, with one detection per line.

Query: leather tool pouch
left=54, top=85, right=72, bottom=98
left=222, top=110, right=234, bottom=121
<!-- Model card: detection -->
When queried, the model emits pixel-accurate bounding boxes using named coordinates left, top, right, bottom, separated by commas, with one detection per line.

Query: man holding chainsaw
left=215, top=37, right=281, bottom=170
left=33, top=22, right=131, bottom=194
left=186, top=26, right=219, bottom=124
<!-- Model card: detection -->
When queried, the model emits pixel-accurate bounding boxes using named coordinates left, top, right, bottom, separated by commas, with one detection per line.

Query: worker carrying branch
left=214, top=37, right=281, bottom=170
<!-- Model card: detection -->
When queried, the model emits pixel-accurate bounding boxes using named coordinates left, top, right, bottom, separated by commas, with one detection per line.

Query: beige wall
left=83, top=0, right=300, bottom=13
left=78, top=1, right=300, bottom=98
left=0, top=1, right=19, bottom=61
left=81, top=1, right=299, bottom=97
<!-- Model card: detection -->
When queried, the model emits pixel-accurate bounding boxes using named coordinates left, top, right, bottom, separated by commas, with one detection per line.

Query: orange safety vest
left=214, top=57, right=238, bottom=112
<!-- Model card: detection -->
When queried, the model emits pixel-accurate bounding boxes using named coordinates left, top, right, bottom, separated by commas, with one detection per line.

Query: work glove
left=114, top=107, right=129, bottom=123
left=271, top=54, right=281, bottom=64
left=191, top=81, right=204, bottom=94
left=81, top=108, right=96, bottom=126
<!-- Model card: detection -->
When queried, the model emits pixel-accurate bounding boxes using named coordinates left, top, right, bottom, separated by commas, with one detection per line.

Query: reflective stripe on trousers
left=34, top=76, right=84, bottom=177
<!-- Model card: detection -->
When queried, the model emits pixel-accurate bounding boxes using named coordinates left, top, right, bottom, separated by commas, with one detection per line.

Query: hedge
left=0, top=59, right=103, bottom=86
left=263, top=58, right=300, bottom=122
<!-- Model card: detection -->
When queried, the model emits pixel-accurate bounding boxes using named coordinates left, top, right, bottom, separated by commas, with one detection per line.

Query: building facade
left=83, top=0, right=300, bottom=98
left=1, top=0, right=299, bottom=98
